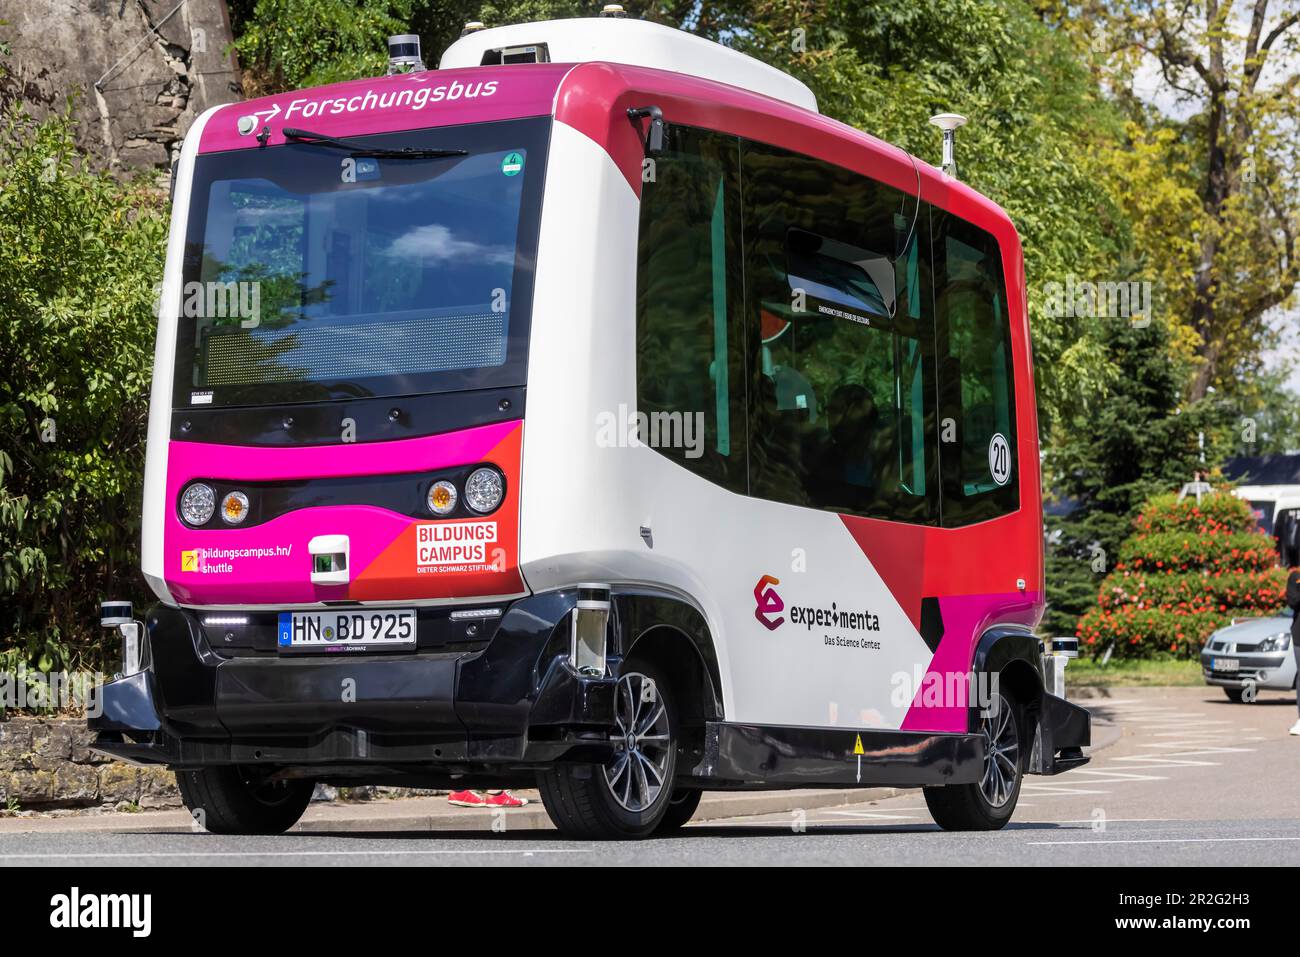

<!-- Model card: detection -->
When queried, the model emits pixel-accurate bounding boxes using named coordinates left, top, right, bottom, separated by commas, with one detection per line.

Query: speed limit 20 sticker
left=988, top=433, right=1012, bottom=486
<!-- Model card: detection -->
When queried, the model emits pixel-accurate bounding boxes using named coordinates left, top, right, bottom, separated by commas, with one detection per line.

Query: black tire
left=923, top=690, right=1025, bottom=831
left=1223, top=687, right=1252, bottom=703
left=538, top=659, right=678, bottom=840
left=176, top=766, right=313, bottom=835
left=656, top=788, right=703, bottom=833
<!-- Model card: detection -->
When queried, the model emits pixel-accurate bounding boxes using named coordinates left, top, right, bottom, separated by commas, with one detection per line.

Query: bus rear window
left=174, top=117, right=548, bottom=408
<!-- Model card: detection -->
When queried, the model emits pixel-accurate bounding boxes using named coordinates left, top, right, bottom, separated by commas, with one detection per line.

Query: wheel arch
left=613, top=587, right=724, bottom=726
left=971, top=625, right=1045, bottom=730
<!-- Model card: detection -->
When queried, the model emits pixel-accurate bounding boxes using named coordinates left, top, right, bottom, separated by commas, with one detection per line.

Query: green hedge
left=1077, top=605, right=1238, bottom=657
left=1094, top=568, right=1289, bottom=614
left=1116, top=531, right=1278, bottom=574
left=1131, top=491, right=1258, bottom=535
left=1076, top=490, right=1288, bottom=659
left=0, top=106, right=166, bottom=674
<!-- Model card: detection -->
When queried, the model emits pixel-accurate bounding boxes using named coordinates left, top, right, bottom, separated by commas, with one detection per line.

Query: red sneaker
left=447, top=790, right=489, bottom=808
left=483, top=791, right=529, bottom=808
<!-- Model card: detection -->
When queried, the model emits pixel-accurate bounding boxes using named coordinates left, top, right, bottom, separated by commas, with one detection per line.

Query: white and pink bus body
left=91, top=17, right=1089, bottom=838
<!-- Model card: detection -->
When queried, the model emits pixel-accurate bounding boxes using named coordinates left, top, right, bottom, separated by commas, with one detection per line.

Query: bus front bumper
left=88, top=590, right=618, bottom=775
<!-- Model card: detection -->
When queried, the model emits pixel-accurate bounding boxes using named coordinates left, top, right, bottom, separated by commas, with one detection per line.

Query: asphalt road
left=3, top=685, right=1298, bottom=866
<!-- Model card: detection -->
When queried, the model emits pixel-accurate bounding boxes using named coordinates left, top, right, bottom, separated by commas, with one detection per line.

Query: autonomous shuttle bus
left=90, top=13, right=1090, bottom=838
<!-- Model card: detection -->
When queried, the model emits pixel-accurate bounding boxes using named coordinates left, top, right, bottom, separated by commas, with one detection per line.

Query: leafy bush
left=1095, top=569, right=1289, bottom=614
left=0, top=105, right=166, bottom=674
left=1076, top=490, right=1288, bottom=659
left=1131, top=491, right=1260, bottom=536
left=1117, top=532, right=1278, bottom=574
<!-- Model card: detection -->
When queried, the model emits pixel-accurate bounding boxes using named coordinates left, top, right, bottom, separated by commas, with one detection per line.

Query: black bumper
left=89, top=590, right=616, bottom=773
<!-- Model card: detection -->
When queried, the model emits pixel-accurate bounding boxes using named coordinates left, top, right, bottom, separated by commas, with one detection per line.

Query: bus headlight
left=221, top=490, right=250, bottom=525
left=428, top=480, right=458, bottom=515
left=180, top=483, right=216, bottom=526
left=464, top=467, right=504, bottom=514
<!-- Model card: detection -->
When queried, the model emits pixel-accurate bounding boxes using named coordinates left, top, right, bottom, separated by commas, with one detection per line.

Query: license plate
left=1211, top=657, right=1239, bottom=672
left=278, top=609, right=416, bottom=651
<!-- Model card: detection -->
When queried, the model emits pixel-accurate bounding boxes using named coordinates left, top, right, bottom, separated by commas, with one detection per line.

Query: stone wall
left=0, top=0, right=242, bottom=173
left=0, top=716, right=180, bottom=810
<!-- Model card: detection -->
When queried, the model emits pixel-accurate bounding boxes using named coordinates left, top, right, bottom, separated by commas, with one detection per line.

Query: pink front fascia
left=164, top=421, right=524, bottom=606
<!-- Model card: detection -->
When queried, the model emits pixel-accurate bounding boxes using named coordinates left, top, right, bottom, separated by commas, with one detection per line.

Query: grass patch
left=1066, top=656, right=1203, bottom=689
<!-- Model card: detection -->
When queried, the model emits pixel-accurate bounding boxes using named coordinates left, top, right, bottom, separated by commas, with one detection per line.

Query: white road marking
left=0, top=847, right=583, bottom=861
left=1034, top=818, right=1170, bottom=824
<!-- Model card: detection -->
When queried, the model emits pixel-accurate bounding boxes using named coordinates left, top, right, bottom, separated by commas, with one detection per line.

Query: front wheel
left=1222, top=687, right=1254, bottom=703
left=538, top=661, right=678, bottom=839
left=176, top=766, right=313, bottom=835
left=923, top=691, right=1024, bottom=831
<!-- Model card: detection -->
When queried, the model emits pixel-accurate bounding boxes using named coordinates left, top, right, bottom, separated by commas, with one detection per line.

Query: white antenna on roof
left=929, top=113, right=967, bottom=179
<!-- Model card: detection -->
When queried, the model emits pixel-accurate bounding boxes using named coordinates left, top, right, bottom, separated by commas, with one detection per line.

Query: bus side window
left=635, top=127, right=746, bottom=492
left=934, top=212, right=1018, bottom=525
left=741, top=141, right=937, bottom=525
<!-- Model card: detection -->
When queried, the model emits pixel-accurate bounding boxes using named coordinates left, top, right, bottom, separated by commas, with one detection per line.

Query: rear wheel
left=923, top=690, right=1024, bottom=831
left=656, top=788, right=703, bottom=833
left=176, top=766, right=313, bottom=835
left=538, top=661, right=678, bottom=839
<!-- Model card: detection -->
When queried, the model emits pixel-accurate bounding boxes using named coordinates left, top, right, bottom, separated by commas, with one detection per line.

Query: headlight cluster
left=428, top=467, right=504, bottom=517
left=178, top=464, right=506, bottom=528
left=1258, top=632, right=1292, bottom=653
left=179, top=483, right=249, bottom=527
left=179, top=483, right=215, bottom=526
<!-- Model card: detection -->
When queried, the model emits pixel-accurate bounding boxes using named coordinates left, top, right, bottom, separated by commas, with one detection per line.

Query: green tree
left=228, top=0, right=593, bottom=91
left=0, top=105, right=166, bottom=673
left=1041, top=0, right=1300, bottom=402
left=1041, top=315, right=1235, bottom=635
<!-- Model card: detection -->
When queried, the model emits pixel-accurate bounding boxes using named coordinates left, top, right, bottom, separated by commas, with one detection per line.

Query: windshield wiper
left=283, top=127, right=468, bottom=159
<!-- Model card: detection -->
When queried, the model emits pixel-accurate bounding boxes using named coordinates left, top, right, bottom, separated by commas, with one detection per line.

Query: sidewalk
left=0, top=785, right=904, bottom=834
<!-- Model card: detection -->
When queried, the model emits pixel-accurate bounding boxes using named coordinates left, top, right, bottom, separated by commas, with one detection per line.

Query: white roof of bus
left=438, top=17, right=819, bottom=114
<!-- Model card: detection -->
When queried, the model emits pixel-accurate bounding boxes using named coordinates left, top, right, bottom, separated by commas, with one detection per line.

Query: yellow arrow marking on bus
left=853, top=734, right=865, bottom=755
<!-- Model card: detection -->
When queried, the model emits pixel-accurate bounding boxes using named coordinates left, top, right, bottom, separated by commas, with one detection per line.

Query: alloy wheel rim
left=979, top=693, right=1020, bottom=808
left=604, top=671, right=671, bottom=812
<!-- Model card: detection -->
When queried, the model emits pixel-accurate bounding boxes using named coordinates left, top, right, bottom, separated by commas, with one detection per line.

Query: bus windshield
left=173, top=117, right=548, bottom=408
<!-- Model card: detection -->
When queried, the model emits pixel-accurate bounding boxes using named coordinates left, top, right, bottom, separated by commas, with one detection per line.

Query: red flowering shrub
left=1076, top=491, right=1288, bottom=659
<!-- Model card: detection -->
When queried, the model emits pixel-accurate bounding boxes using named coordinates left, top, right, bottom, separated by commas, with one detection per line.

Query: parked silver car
left=1201, top=609, right=1297, bottom=702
